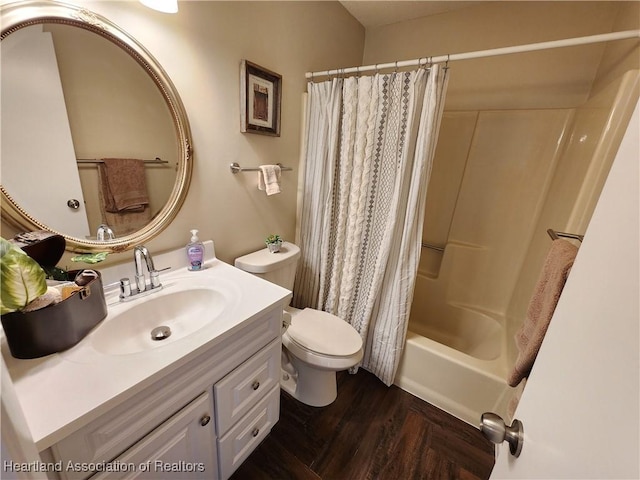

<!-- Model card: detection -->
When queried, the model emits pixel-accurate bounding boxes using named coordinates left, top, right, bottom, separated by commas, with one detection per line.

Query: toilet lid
left=286, top=308, right=362, bottom=356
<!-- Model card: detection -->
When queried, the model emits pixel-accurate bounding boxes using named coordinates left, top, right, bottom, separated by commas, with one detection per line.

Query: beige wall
left=592, top=1, right=640, bottom=95
left=363, top=1, right=621, bottom=110
left=0, top=1, right=364, bottom=266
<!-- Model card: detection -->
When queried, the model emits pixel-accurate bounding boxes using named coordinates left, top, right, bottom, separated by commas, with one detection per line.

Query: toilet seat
left=285, top=308, right=362, bottom=357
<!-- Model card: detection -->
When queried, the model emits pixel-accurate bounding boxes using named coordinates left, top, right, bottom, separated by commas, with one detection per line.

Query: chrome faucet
left=96, top=224, right=115, bottom=241
left=134, top=245, right=157, bottom=292
left=119, top=245, right=167, bottom=302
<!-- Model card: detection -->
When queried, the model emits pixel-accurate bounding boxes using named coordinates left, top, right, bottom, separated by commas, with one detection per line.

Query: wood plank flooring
left=230, top=369, right=495, bottom=480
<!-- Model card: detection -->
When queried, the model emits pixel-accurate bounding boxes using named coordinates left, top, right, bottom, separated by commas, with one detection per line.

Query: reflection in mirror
left=2, top=24, right=177, bottom=239
left=0, top=1, right=192, bottom=253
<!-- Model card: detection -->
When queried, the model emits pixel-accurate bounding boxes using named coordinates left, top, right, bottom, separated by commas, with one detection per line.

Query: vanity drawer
left=214, top=338, right=281, bottom=436
left=217, top=385, right=279, bottom=480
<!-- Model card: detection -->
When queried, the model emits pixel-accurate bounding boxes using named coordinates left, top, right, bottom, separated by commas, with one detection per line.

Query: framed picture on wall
left=240, top=60, right=282, bottom=136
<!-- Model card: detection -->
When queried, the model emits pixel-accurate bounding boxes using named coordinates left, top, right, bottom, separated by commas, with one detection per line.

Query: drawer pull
left=251, top=427, right=260, bottom=437
left=200, top=414, right=211, bottom=426
left=251, top=381, right=260, bottom=391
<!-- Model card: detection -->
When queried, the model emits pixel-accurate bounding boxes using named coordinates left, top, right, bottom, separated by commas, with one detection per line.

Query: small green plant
left=265, top=234, right=282, bottom=245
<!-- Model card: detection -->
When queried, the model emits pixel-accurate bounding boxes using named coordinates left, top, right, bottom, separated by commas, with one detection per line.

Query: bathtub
left=394, top=306, right=512, bottom=427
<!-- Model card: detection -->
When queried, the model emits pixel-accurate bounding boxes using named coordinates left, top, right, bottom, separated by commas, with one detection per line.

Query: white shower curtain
left=294, top=65, right=448, bottom=385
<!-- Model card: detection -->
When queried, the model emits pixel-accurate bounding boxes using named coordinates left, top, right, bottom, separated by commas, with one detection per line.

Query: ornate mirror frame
left=0, top=0, right=193, bottom=253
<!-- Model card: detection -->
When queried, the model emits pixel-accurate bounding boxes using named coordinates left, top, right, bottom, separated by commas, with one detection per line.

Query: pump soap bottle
left=186, top=229, right=204, bottom=271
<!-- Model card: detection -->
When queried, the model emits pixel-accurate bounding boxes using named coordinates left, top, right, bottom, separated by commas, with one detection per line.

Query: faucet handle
left=150, top=271, right=161, bottom=289
left=119, top=278, right=132, bottom=299
left=149, top=267, right=170, bottom=289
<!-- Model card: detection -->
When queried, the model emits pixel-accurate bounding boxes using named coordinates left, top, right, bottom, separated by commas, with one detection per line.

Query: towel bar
left=421, top=242, right=445, bottom=252
left=230, top=162, right=292, bottom=174
left=77, top=157, right=168, bottom=165
left=547, top=229, right=584, bottom=242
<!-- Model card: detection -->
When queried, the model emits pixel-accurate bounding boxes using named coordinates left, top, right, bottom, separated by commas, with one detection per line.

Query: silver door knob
left=480, top=412, right=524, bottom=457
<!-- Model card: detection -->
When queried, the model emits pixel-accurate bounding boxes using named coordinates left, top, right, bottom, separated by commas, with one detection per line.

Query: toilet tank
left=234, top=241, right=301, bottom=290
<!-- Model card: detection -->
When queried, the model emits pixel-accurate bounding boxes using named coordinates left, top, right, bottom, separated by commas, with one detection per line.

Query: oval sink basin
left=91, top=287, right=228, bottom=355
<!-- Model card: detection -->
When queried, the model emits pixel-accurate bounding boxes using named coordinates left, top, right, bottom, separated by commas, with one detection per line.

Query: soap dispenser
left=186, top=229, right=204, bottom=271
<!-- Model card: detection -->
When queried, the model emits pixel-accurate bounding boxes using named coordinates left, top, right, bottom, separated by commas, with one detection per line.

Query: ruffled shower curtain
left=294, top=65, right=448, bottom=385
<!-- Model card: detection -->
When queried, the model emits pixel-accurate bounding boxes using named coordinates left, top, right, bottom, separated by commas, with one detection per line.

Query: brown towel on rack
left=97, top=158, right=151, bottom=236
left=508, top=239, right=578, bottom=387
left=98, top=158, right=149, bottom=212
left=100, top=207, right=151, bottom=236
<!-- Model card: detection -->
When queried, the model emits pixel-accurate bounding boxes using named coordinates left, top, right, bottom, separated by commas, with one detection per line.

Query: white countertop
left=2, top=242, right=290, bottom=450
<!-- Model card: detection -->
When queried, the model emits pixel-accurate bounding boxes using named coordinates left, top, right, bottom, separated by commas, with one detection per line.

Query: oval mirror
left=0, top=1, right=192, bottom=253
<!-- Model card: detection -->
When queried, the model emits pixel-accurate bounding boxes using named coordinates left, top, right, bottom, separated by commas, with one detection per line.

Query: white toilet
left=235, top=242, right=363, bottom=407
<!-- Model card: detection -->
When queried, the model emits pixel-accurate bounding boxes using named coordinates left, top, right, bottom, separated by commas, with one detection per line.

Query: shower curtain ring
left=445, top=54, right=450, bottom=70
left=356, top=65, right=360, bottom=78
left=394, top=61, right=398, bottom=73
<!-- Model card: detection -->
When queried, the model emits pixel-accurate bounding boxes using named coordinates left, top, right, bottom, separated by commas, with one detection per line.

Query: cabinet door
left=90, top=392, right=217, bottom=480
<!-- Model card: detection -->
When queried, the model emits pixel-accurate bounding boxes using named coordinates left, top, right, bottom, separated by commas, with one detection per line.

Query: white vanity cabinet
left=41, top=306, right=283, bottom=480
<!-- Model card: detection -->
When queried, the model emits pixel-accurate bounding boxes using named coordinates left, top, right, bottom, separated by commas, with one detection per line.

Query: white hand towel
left=258, top=165, right=282, bottom=195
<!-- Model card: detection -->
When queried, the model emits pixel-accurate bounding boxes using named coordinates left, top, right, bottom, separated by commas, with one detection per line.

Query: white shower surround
left=394, top=70, right=640, bottom=427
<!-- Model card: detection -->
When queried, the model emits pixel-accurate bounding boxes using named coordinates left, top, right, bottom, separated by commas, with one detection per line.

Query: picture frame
left=240, top=60, right=282, bottom=137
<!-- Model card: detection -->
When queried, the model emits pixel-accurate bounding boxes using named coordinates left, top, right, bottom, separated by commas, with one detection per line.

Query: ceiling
left=339, top=1, right=482, bottom=29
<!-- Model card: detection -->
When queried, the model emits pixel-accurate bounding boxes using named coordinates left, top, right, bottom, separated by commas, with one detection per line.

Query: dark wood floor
left=231, top=369, right=495, bottom=480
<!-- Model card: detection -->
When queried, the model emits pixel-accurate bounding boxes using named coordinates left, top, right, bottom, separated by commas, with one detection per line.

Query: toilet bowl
left=281, top=307, right=363, bottom=406
left=235, top=242, right=363, bottom=407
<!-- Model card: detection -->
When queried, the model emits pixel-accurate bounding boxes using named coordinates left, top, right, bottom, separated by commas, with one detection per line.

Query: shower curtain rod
left=305, top=29, right=640, bottom=79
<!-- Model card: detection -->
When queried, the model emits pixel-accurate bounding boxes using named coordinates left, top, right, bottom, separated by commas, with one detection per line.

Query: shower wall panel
left=420, top=112, right=476, bottom=278
left=416, top=109, right=572, bottom=323
left=505, top=70, right=640, bottom=365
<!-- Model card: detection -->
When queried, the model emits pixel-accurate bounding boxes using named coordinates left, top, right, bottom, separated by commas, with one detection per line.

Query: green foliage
left=265, top=234, right=282, bottom=245
left=71, top=252, right=109, bottom=264
left=0, top=237, right=47, bottom=315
